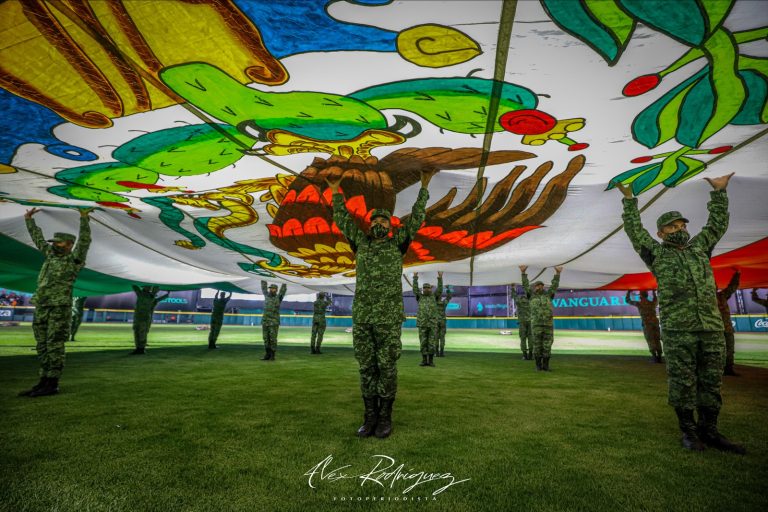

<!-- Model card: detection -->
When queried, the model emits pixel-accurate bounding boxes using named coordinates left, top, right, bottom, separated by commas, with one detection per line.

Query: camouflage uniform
left=209, top=291, right=231, bottom=349
left=716, top=271, right=740, bottom=375
left=333, top=186, right=428, bottom=439
left=435, top=281, right=452, bottom=356
left=26, top=215, right=91, bottom=381
left=752, top=289, right=768, bottom=313
left=70, top=296, right=88, bottom=341
left=522, top=271, right=560, bottom=370
left=261, top=280, right=286, bottom=358
left=310, top=294, right=333, bottom=353
left=625, top=290, right=663, bottom=361
left=132, top=286, right=169, bottom=352
left=622, top=191, right=744, bottom=454
left=413, top=274, right=442, bottom=365
left=513, top=289, right=532, bottom=359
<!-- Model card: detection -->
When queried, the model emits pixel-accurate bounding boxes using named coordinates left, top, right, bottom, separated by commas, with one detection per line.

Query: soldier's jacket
left=623, top=191, right=728, bottom=332
left=413, top=274, right=443, bottom=325
left=212, top=293, right=231, bottom=317
left=26, top=216, right=91, bottom=306
left=513, top=290, right=530, bottom=321
left=333, top=188, right=428, bottom=324
left=132, top=285, right=168, bottom=316
left=261, top=281, right=287, bottom=326
left=436, top=280, right=453, bottom=321
left=716, top=272, right=739, bottom=334
left=313, top=296, right=332, bottom=321
left=625, top=290, right=659, bottom=325
left=522, top=272, right=560, bottom=327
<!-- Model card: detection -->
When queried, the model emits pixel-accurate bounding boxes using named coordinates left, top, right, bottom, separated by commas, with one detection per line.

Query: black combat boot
left=375, top=398, right=395, bottom=438
left=535, top=356, right=542, bottom=371
left=261, top=348, right=272, bottom=360
left=674, top=407, right=705, bottom=451
left=270, top=348, right=276, bottom=361
left=30, top=377, right=59, bottom=397
left=357, top=396, right=378, bottom=437
left=18, top=377, right=47, bottom=397
left=419, top=355, right=428, bottom=366
left=542, top=357, right=550, bottom=371
left=428, top=354, right=435, bottom=367
left=723, top=364, right=739, bottom=376
left=697, top=406, right=746, bottom=454
left=130, top=347, right=146, bottom=355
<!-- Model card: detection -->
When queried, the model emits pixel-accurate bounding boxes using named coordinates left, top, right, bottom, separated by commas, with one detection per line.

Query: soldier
left=131, top=285, right=169, bottom=355
left=625, top=290, right=663, bottom=363
left=310, top=292, right=333, bottom=354
left=751, top=289, right=768, bottom=313
left=616, top=173, right=745, bottom=454
left=70, top=295, right=88, bottom=341
left=520, top=265, right=563, bottom=371
left=435, top=279, right=453, bottom=357
left=717, top=270, right=740, bottom=376
left=261, top=280, right=286, bottom=360
left=18, top=207, right=92, bottom=397
left=327, top=167, right=434, bottom=439
left=209, top=291, right=232, bottom=350
left=413, top=272, right=443, bottom=367
left=512, top=283, right=532, bottom=360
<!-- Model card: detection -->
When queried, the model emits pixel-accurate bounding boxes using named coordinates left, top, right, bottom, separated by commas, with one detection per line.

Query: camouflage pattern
left=261, top=281, right=286, bottom=352
left=716, top=271, right=739, bottom=368
left=413, top=274, right=442, bottom=356
left=622, top=191, right=728, bottom=332
left=435, top=281, right=453, bottom=354
left=332, top=188, right=428, bottom=324
left=522, top=272, right=559, bottom=358
left=622, top=190, right=729, bottom=411
left=26, top=215, right=91, bottom=378
left=132, top=285, right=169, bottom=350
left=26, top=216, right=91, bottom=306
left=209, top=292, right=232, bottom=347
left=311, top=294, right=333, bottom=351
left=663, top=330, right=724, bottom=408
left=752, top=289, right=768, bottom=313
left=625, top=290, right=662, bottom=356
left=333, top=186, right=428, bottom=399
left=70, top=296, right=87, bottom=341
left=513, top=289, right=531, bottom=354
left=352, top=323, right=402, bottom=399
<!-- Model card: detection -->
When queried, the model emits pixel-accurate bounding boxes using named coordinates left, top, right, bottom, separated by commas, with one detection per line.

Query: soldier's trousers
left=133, top=319, right=152, bottom=349
left=437, top=319, right=447, bottom=353
left=724, top=331, right=735, bottom=368
left=311, top=320, right=326, bottom=349
left=32, top=305, right=71, bottom=378
left=70, top=313, right=84, bottom=341
left=263, top=323, right=279, bottom=351
left=642, top=323, right=662, bottom=355
left=209, top=320, right=223, bottom=346
left=532, top=325, right=554, bottom=358
left=663, top=330, right=724, bottom=410
left=418, top=321, right=437, bottom=355
left=519, top=320, right=531, bottom=354
left=352, top=323, right=402, bottom=399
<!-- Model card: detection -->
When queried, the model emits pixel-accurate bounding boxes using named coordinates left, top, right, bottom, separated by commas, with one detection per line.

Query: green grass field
left=1, top=324, right=767, bottom=512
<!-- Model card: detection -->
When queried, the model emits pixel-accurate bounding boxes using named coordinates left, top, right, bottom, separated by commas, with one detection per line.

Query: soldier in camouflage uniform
left=209, top=291, right=232, bottom=349
left=617, top=174, right=744, bottom=454
left=310, top=292, right=333, bottom=354
left=717, top=270, right=740, bottom=376
left=752, top=289, right=768, bottom=313
left=413, top=272, right=443, bottom=367
left=327, top=167, right=434, bottom=439
left=261, top=280, right=286, bottom=360
left=520, top=265, right=562, bottom=371
left=70, top=295, right=88, bottom=341
left=435, top=278, right=452, bottom=357
left=512, top=284, right=532, bottom=360
left=19, top=207, right=92, bottom=397
left=625, top=290, right=663, bottom=363
left=131, top=285, right=169, bottom=354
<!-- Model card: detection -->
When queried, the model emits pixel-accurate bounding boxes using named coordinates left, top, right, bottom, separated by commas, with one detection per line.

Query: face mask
left=665, top=230, right=690, bottom=246
left=269, top=290, right=277, bottom=297
left=423, top=288, right=432, bottom=296
left=51, top=244, right=66, bottom=255
left=371, top=224, right=389, bottom=239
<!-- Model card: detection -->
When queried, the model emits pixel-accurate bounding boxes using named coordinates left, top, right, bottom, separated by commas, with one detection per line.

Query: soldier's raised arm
left=261, top=280, right=269, bottom=296
left=520, top=265, right=531, bottom=298
left=155, top=291, right=170, bottom=305
left=327, top=176, right=365, bottom=246
left=549, top=267, right=562, bottom=298
left=131, top=284, right=142, bottom=295
left=722, top=270, right=740, bottom=299
left=694, top=173, right=733, bottom=253
left=412, top=273, right=421, bottom=298
left=396, top=169, right=434, bottom=245
left=625, top=290, right=639, bottom=306
left=73, top=208, right=93, bottom=263
left=436, top=272, right=443, bottom=298
left=278, top=284, right=287, bottom=302
left=618, top=183, right=659, bottom=266
left=24, top=208, right=50, bottom=254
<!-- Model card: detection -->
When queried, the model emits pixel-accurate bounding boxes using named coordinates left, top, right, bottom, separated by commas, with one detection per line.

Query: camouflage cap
left=48, top=232, right=76, bottom=243
left=422, top=283, right=432, bottom=288
left=533, top=280, right=545, bottom=286
left=656, top=211, right=689, bottom=230
left=370, top=208, right=392, bottom=221
left=268, top=284, right=278, bottom=289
